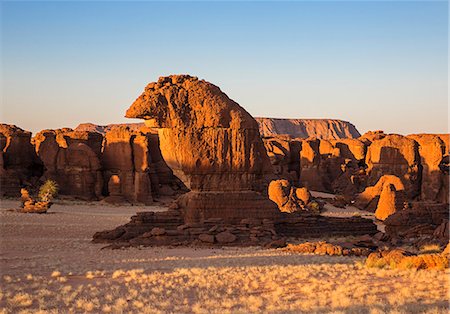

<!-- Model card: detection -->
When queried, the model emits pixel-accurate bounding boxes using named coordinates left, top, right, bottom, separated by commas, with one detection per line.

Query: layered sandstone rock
left=384, top=202, right=448, bottom=241
left=125, top=75, right=278, bottom=222
left=0, top=124, right=43, bottom=196
left=365, top=134, right=421, bottom=199
left=256, top=118, right=361, bottom=139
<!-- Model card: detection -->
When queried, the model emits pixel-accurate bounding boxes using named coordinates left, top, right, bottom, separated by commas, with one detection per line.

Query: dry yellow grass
left=1, top=255, right=449, bottom=313
left=1, top=200, right=449, bottom=313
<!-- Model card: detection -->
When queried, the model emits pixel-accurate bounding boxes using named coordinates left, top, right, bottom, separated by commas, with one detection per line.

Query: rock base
left=177, top=191, right=280, bottom=224
left=93, top=209, right=378, bottom=248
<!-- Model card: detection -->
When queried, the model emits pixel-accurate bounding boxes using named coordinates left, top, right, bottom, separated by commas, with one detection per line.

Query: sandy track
left=0, top=199, right=448, bottom=313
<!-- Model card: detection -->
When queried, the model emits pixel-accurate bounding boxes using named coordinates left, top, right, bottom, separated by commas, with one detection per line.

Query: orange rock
left=126, top=75, right=278, bottom=223
left=365, top=134, right=420, bottom=199
left=256, top=118, right=361, bottom=139
left=34, top=129, right=103, bottom=201
left=355, top=175, right=405, bottom=211
left=374, top=184, right=402, bottom=221
left=0, top=124, right=43, bottom=196
left=408, top=134, right=448, bottom=203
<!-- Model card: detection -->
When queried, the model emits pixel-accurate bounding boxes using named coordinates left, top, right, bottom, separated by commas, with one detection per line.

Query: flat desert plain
left=0, top=200, right=448, bottom=313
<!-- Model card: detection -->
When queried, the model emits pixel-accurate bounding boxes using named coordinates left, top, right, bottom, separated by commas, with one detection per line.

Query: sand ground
left=0, top=199, right=448, bottom=313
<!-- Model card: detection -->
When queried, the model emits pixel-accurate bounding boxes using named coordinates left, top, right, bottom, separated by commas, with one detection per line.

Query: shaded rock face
left=408, top=134, right=448, bottom=204
left=365, top=134, right=421, bottom=199
left=297, top=138, right=367, bottom=195
left=0, top=125, right=43, bottom=196
left=126, top=75, right=278, bottom=223
left=34, top=129, right=103, bottom=200
left=256, top=118, right=361, bottom=139
left=263, top=136, right=301, bottom=183
left=384, top=202, right=448, bottom=243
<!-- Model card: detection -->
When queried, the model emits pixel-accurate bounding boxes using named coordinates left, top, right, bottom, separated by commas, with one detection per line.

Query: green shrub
left=38, top=180, right=59, bottom=202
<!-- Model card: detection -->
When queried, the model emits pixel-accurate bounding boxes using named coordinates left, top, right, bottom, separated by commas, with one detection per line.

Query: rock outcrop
left=355, top=175, right=405, bottom=211
left=365, top=134, right=421, bottom=199
left=125, top=74, right=278, bottom=223
left=408, top=134, right=448, bottom=203
left=384, top=202, right=448, bottom=242
left=374, top=183, right=405, bottom=221
left=0, top=124, right=43, bottom=196
left=102, top=126, right=154, bottom=204
left=34, top=129, right=103, bottom=200
left=268, top=179, right=313, bottom=213
left=256, top=118, right=361, bottom=139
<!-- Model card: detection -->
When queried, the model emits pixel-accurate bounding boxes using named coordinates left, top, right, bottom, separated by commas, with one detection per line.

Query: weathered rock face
left=30, top=124, right=182, bottom=204
left=125, top=75, right=278, bottom=222
left=365, top=134, right=421, bottom=199
left=298, top=138, right=367, bottom=195
left=0, top=124, right=43, bottom=196
left=256, top=118, right=361, bottom=139
left=102, top=126, right=153, bottom=204
left=34, top=129, right=103, bottom=200
left=408, top=134, right=448, bottom=203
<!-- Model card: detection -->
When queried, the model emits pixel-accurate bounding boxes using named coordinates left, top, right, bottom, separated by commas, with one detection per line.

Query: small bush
left=38, top=180, right=59, bottom=202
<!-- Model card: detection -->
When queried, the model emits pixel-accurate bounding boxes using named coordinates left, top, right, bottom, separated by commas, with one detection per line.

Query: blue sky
left=1, top=1, right=448, bottom=135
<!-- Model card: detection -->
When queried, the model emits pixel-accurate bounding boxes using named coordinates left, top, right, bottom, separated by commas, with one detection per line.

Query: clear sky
left=1, top=1, right=448, bottom=135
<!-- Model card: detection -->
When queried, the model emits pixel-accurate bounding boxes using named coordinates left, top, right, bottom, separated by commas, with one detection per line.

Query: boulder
left=268, top=180, right=312, bottom=213
left=125, top=75, right=278, bottom=223
left=198, top=234, right=215, bottom=243
left=215, top=231, right=237, bottom=243
left=295, top=187, right=311, bottom=205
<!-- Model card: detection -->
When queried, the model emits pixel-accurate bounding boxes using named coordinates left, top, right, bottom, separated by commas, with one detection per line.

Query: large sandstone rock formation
left=256, top=118, right=361, bottom=139
left=102, top=126, right=155, bottom=204
left=0, top=124, right=43, bottom=196
left=34, top=129, right=103, bottom=200
left=125, top=75, right=278, bottom=223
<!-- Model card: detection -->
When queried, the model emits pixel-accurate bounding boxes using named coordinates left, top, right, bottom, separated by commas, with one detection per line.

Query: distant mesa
left=256, top=117, right=361, bottom=139
left=75, top=122, right=147, bottom=134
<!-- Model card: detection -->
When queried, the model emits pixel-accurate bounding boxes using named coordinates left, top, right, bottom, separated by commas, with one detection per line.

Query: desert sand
left=0, top=199, right=448, bottom=313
